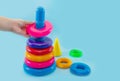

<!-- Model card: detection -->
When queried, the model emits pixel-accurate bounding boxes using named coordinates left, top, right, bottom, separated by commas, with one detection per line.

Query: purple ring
left=27, top=37, right=53, bottom=49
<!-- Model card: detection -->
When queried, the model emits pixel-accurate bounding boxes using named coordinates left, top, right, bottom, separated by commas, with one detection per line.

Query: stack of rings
left=24, top=17, right=56, bottom=75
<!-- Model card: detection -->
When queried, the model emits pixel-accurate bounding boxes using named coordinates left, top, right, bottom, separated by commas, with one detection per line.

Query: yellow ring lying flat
left=26, top=51, right=54, bottom=62
left=56, top=58, right=72, bottom=69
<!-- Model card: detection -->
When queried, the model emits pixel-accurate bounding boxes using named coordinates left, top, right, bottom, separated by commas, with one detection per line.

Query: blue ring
left=70, top=63, right=91, bottom=76
left=27, top=37, right=53, bottom=49
left=23, top=62, right=56, bottom=76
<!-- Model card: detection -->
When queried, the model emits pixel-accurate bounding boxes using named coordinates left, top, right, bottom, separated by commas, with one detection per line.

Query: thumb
left=15, top=19, right=33, bottom=27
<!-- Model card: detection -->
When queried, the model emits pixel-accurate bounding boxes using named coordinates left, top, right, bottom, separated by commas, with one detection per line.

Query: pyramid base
left=23, top=62, right=56, bottom=76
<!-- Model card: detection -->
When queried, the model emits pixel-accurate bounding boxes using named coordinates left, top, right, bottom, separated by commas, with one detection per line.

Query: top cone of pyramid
left=53, top=38, right=62, bottom=57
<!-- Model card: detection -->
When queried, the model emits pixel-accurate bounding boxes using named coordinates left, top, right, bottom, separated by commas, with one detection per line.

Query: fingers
left=17, top=19, right=33, bottom=24
left=18, top=20, right=33, bottom=27
left=22, top=20, right=33, bottom=24
left=11, top=19, right=33, bottom=37
left=12, top=19, right=33, bottom=27
left=12, top=26, right=29, bottom=37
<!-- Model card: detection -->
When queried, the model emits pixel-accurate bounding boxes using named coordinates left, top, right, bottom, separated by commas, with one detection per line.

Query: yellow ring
left=56, top=58, right=72, bottom=69
left=26, top=51, right=54, bottom=62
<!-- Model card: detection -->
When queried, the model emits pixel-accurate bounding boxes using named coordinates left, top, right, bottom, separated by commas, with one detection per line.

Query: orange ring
left=25, top=51, right=54, bottom=62
left=56, top=58, right=72, bottom=69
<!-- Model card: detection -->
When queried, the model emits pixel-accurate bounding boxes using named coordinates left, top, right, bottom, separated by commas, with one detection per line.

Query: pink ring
left=26, top=21, right=53, bottom=37
left=25, top=57, right=55, bottom=69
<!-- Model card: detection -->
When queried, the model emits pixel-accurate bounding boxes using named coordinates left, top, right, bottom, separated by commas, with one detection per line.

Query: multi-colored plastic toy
left=70, top=49, right=83, bottom=58
left=23, top=6, right=91, bottom=77
left=53, top=38, right=62, bottom=57
left=70, top=63, right=91, bottom=76
left=56, top=58, right=72, bottom=69
left=24, top=7, right=56, bottom=76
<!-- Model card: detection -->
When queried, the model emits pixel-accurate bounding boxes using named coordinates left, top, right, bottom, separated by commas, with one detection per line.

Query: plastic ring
left=29, top=37, right=46, bottom=42
left=70, top=63, right=91, bottom=76
left=25, top=57, right=55, bottom=69
left=25, top=51, right=54, bottom=62
left=56, top=58, right=72, bottom=69
left=27, top=37, right=52, bottom=49
left=26, top=46, right=53, bottom=55
left=23, top=62, right=56, bottom=76
left=70, top=49, right=83, bottom=58
left=26, top=21, right=53, bottom=37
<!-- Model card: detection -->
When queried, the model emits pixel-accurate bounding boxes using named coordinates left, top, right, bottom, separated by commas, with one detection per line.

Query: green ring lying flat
left=70, top=49, right=83, bottom=58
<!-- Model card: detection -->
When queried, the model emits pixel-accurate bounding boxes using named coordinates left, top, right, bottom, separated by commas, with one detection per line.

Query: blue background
left=0, top=0, right=120, bottom=81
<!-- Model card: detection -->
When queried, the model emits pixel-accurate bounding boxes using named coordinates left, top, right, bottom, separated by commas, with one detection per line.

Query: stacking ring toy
left=23, top=62, right=56, bottom=76
left=25, top=57, right=55, bottom=69
left=27, top=37, right=52, bottom=49
left=70, top=63, right=91, bottom=76
left=26, top=51, right=54, bottom=62
left=26, top=46, right=53, bottom=55
left=26, top=21, right=53, bottom=38
left=56, top=58, right=72, bottom=69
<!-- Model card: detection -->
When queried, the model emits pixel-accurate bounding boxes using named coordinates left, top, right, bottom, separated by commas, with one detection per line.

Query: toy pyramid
left=23, top=7, right=56, bottom=76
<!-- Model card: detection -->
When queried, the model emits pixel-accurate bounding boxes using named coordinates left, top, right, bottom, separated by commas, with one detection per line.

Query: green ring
left=70, top=49, right=83, bottom=58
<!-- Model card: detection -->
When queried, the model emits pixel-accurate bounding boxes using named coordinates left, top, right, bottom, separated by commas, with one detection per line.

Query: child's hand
left=0, top=17, right=32, bottom=37
left=10, top=19, right=32, bottom=37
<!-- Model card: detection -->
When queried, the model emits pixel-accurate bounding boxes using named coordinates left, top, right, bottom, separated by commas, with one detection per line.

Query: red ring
left=26, top=46, right=53, bottom=55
